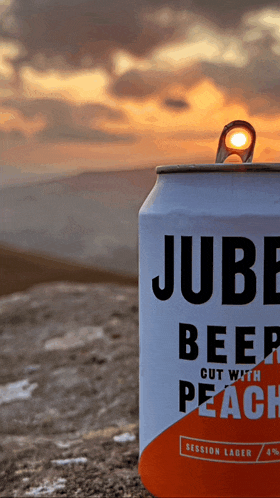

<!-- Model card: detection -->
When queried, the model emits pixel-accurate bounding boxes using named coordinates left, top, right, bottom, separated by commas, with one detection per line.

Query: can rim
left=156, top=163, right=280, bottom=174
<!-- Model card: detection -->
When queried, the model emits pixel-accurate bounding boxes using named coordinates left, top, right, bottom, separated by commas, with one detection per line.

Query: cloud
left=108, top=7, right=280, bottom=115
left=197, top=16, right=280, bottom=115
left=145, top=1, right=280, bottom=28
left=0, top=128, right=25, bottom=140
left=1, top=98, right=134, bottom=143
left=75, top=103, right=124, bottom=122
left=163, top=98, right=189, bottom=110
left=2, top=98, right=125, bottom=123
left=1, top=0, right=276, bottom=73
left=0, top=0, right=280, bottom=127
left=36, top=124, right=135, bottom=144
left=0, top=0, right=178, bottom=71
left=111, top=70, right=159, bottom=99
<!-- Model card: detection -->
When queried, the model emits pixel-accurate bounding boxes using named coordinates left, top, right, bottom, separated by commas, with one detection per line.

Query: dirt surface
left=0, top=282, right=154, bottom=497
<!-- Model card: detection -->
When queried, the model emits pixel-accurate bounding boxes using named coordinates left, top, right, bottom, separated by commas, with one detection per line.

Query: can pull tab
left=215, top=120, right=256, bottom=164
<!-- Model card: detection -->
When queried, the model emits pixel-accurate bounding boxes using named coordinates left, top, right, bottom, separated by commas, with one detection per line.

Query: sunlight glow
left=226, top=129, right=251, bottom=149
left=2, top=6, right=280, bottom=169
left=230, top=132, right=247, bottom=148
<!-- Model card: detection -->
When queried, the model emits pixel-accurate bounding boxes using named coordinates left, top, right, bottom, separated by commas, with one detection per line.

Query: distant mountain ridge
left=0, top=167, right=157, bottom=276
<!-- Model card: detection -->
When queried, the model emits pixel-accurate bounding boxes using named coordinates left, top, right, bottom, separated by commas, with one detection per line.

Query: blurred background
left=1, top=0, right=280, bottom=295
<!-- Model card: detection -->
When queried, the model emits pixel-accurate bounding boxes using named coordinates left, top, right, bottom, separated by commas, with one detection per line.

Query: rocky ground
left=0, top=282, right=154, bottom=497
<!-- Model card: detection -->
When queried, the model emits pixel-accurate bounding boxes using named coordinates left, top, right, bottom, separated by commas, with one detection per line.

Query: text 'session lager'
left=138, top=121, right=280, bottom=497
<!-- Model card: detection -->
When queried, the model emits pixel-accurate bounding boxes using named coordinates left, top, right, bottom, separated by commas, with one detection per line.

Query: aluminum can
left=139, top=161, right=280, bottom=497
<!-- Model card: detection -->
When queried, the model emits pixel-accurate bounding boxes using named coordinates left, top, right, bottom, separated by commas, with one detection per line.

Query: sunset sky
left=0, top=0, right=280, bottom=182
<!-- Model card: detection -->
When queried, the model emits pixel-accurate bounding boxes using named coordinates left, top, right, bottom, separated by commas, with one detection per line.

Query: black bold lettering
left=236, top=327, right=256, bottom=364
left=264, top=327, right=280, bottom=358
left=198, top=383, right=215, bottom=405
left=207, top=326, right=227, bottom=363
left=152, top=235, right=174, bottom=300
left=181, top=236, right=213, bottom=305
left=179, top=323, right=199, bottom=361
left=201, top=368, right=207, bottom=379
left=179, top=380, right=195, bottom=413
left=264, top=237, right=280, bottom=304
left=222, top=237, right=256, bottom=305
left=228, top=370, right=239, bottom=381
left=217, top=369, right=223, bottom=380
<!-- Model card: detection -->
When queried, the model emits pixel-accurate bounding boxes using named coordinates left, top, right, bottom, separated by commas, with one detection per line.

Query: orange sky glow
left=0, top=2, right=280, bottom=182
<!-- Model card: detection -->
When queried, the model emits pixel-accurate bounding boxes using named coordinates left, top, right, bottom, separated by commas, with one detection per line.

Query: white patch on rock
left=0, top=379, right=38, bottom=405
left=25, top=478, right=66, bottom=496
left=116, top=294, right=126, bottom=301
left=113, top=432, right=136, bottom=442
left=35, top=407, right=60, bottom=423
left=54, top=438, right=82, bottom=449
left=51, top=457, right=88, bottom=466
left=54, top=440, right=71, bottom=449
left=44, top=326, right=104, bottom=351
left=50, top=367, right=86, bottom=389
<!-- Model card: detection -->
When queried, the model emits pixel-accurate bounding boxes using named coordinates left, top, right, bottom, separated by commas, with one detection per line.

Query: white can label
left=139, top=223, right=280, bottom=496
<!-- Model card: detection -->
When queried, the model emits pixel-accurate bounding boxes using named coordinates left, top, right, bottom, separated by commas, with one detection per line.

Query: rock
left=0, top=282, right=153, bottom=498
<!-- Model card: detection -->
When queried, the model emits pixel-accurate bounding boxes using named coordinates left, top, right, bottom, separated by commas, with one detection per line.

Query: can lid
left=157, top=120, right=280, bottom=173
left=156, top=163, right=280, bottom=174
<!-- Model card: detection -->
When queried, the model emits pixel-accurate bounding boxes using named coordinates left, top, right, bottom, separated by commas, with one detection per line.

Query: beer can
left=138, top=121, right=280, bottom=497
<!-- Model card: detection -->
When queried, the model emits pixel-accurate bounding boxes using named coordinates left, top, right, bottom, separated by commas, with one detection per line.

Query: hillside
left=0, top=167, right=157, bottom=276
left=0, top=243, right=137, bottom=297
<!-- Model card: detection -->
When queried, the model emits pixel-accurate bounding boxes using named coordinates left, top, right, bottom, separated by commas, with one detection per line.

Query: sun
left=230, top=132, right=247, bottom=148
left=225, top=128, right=251, bottom=149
